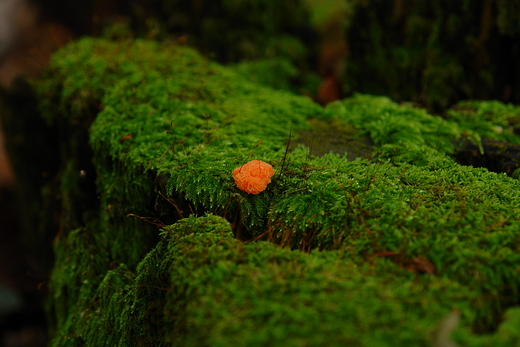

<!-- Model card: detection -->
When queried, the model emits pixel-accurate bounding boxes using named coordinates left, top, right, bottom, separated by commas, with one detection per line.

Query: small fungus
left=232, top=160, right=275, bottom=194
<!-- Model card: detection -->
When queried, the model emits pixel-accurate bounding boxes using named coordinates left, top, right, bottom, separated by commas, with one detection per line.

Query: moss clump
left=24, top=36, right=520, bottom=345
left=323, top=94, right=461, bottom=159
left=447, top=100, right=520, bottom=146
left=446, top=100, right=520, bottom=174
left=47, top=215, right=230, bottom=347
left=164, top=216, right=475, bottom=347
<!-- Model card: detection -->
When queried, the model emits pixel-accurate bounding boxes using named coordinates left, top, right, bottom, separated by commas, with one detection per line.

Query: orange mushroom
left=232, top=160, right=275, bottom=194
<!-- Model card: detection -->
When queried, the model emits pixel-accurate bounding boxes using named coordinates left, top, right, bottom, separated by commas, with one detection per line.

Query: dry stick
left=127, top=214, right=166, bottom=228
left=202, top=113, right=211, bottom=145
left=157, top=190, right=185, bottom=219
left=276, top=127, right=292, bottom=180
left=165, top=76, right=184, bottom=155
left=135, top=284, right=168, bottom=291
left=303, top=131, right=314, bottom=174
left=166, top=119, right=177, bottom=154
left=433, top=117, right=447, bottom=154
left=245, top=228, right=271, bottom=243
left=306, top=132, right=313, bottom=161
left=238, top=140, right=263, bottom=173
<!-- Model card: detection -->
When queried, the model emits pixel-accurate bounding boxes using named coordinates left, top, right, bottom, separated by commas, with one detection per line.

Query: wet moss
left=27, top=37, right=520, bottom=345
left=164, top=217, right=475, bottom=346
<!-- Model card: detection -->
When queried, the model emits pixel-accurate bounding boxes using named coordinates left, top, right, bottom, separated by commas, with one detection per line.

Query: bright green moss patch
left=447, top=100, right=520, bottom=144
left=323, top=94, right=462, bottom=158
left=34, top=37, right=520, bottom=346
left=164, top=216, right=476, bottom=347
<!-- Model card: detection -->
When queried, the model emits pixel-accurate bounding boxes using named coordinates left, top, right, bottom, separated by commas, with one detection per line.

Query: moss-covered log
left=3, top=37, right=520, bottom=346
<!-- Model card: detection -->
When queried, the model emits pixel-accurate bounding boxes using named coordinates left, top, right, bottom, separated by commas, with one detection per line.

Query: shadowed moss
left=30, top=37, right=520, bottom=346
left=447, top=100, right=520, bottom=146
left=229, top=57, right=321, bottom=95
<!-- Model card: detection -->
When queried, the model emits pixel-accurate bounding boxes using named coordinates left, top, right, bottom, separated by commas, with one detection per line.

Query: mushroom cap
left=232, top=160, right=275, bottom=194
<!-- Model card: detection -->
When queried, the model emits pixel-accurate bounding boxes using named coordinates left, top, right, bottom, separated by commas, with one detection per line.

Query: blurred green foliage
left=344, top=0, right=520, bottom=111
left=127, top=0, right=314, bottom=63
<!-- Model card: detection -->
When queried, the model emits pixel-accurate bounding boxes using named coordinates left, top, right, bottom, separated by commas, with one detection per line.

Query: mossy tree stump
left=3, top=37, right=520, bottom=346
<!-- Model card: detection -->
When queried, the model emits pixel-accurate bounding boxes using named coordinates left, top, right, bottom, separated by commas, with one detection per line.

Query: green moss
left=164, top=221, right=476, bottom=346
left=323, top=94, right=462, bottom=164
left=31, top=37, right=520, bottom=345
left=47, top=225, right=111, bottom=344
left=447, top=100, right=520, bottom=146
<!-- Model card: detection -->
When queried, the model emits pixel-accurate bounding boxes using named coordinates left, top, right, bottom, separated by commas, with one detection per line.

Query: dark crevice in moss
left=455, top=136, right=520, bottom=175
